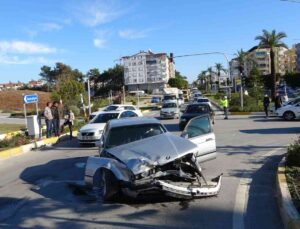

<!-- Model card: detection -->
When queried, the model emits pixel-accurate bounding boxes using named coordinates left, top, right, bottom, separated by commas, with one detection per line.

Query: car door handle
left=206, top=138, right=213, bottom=142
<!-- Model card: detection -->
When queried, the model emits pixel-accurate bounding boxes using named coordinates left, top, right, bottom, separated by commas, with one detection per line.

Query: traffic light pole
left=240, top=73, right=244, bottom=111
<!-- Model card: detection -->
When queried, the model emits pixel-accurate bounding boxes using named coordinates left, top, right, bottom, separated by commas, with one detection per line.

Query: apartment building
left=284, top=47, right=297, bottom=73
left=229, top=58, right=241, bottom=78
left=244, top=46, right=288, bottom=77
left=122, top=50, right=175, bottom=92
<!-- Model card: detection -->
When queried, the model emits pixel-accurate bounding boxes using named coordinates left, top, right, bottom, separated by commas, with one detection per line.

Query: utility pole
left=87, top=77, right=91, bottom=116
left=123, top=86, right=126, bottom=104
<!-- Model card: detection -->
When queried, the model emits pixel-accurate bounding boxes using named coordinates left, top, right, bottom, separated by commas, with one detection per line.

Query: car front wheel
left=100, top=169, right=119, bottom=201
left=283, top=111, right=295, bottom=121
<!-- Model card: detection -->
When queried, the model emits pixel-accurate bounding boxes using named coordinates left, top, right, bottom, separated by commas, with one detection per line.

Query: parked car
left=179, top=104, right=214, bottom=130
left=90, top=104, right=143, bottom=120
left=84, top=116, right=221, bottom=200
left=275, top=102, right=300, bottom=121
left=78, top=110, right=140, bottom=145
left=151, top=96, right=161, bottom=103
left=270, top=96, right=300, bottom=115
left=160, top=102, right=180, bottom=119
left=194, top=98, right=212, bottom=107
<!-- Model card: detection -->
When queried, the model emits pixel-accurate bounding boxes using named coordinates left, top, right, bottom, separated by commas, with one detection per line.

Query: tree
left=206, top=67, right=214, bottom=91
left=39, top=65, right=55, bottom=91
left=94, top=65, right=124, bottom=96
left=246, top=66, right=263, bottom=105
left=255, top=29, right=288, bottom=99
left=197, top=70, right=208, bottom=92
left=168, top=71, right=188, bottom=89
left=215, top=63, right=227, bottom=88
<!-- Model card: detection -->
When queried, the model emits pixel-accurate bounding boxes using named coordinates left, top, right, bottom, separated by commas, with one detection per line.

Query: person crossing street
left=220, top=96, right=229, bottom=120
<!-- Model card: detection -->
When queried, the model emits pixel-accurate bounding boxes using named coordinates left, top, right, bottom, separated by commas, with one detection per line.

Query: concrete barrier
left=277, top=157, right=300, bottom=229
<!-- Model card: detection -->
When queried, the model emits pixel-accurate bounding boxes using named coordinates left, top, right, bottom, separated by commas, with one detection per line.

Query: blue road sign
left=23, top=94, right=38, bottom=104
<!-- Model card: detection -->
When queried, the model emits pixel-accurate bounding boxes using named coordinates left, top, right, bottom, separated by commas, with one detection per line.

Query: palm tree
left=215, top=63, right=227, bottom=88
left=207, top=67, right=214, bottom=91
left=197, top=70, right=208, bottom=92
left=255, top=29, right=287, bottom=98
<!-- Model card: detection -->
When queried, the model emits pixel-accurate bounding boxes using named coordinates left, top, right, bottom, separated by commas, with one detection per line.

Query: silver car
left=160, top=102, right=180, bottom=119
left=84, top=117, right=221, bottom=200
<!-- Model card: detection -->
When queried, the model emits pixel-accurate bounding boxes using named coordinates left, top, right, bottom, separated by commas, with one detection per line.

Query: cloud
left=40, top=22, right=63, bottom=31
left=0, top=40, right=57, bottom=54
left=93, top=38, right=106, bottom=48
left=118, top=29, right=149, bottom=39
left=75, top=0, right=125, bottom=27
left=0, top=54, right=54, bottom=65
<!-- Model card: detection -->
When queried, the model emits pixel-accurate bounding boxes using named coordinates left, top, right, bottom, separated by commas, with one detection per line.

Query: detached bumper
left=155, top=175, right=222, bottom=198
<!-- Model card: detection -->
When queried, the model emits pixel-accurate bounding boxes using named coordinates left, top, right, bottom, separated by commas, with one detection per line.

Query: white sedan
left=275, top=102, right=300, bottom=121
left=78, top=110, right=141, bottom=145
left=89, top=104, right=143, bottom=120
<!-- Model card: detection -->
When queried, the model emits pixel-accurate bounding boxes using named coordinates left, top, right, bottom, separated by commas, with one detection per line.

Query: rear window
left=104, top=105, right=118, bottom=111
left=162, top=103, right=177, bottom=108
left=186, top=105, right=210, bottom=113
left=91, top=113, right=119, bottom=123
left=106, top=124, right=166, bottom=148
left=197, top=99, right=209, bottom=103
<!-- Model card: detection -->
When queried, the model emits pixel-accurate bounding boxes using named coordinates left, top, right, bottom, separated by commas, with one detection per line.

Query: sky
left=0, top=0, right=300, bottom=83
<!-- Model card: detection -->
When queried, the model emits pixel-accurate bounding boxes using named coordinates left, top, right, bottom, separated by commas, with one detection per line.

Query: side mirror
left=181, top=132, right=189, bottom=139
left=95, top=140, right=103, bottom=148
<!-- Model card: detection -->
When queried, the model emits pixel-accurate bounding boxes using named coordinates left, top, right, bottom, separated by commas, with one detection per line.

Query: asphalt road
left=0, top=110, right=299, bottom=228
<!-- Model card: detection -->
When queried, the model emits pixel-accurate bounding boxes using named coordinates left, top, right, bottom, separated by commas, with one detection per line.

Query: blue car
left=151, top=97, right=161, bottom=103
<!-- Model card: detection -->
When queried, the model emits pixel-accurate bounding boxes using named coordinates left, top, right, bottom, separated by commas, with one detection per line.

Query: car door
left=294, top=103, right=300, bottom=118
left=182, top=115, right=216, bottom=163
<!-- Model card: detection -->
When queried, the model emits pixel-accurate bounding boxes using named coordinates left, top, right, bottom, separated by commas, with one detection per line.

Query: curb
left=277, top=157, right=300, bottom=229
left=0, top=130, right=78, bottom=161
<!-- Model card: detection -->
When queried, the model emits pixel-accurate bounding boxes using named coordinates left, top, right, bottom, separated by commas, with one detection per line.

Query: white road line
left=232, top=147, right=284, bottom=229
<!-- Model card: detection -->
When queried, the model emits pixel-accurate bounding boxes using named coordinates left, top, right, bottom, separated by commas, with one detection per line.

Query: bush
left=92, top=98, right=110, bottom=112
left=286, top=136, right=300, bottom=167
left=0, top=133, right=32, bottom=150
left=68, top=105, right=80, bottom=117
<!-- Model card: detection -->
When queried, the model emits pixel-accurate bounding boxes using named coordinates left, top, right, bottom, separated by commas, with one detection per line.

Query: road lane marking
left=232, top=147, right=284, bottom=229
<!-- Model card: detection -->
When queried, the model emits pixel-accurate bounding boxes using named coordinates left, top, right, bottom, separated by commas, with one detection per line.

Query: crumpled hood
left=80, top=123, right=106, bottom=132
left=106, top=132, right=198, bottom=175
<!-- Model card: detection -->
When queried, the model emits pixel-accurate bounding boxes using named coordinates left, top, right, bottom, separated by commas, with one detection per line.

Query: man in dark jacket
left=51, top=101, right=60, bottom=136
left=274, top=92, right=282, bottom=110
left=263, top=94, right=270, bottom=117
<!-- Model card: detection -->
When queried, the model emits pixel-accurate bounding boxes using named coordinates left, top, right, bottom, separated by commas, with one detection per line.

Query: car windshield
left=164, top=95, right=176, bottom=100
left=91, top=113, right=119, bottom=123
left=104, top=105, right=119, bottom=111
left=106, top=124, right=165, bottom=148
left=162, top=103, right=177, bottom=108
left=197, top=99, right=209, bottom=103
left=186, top=105, right=209, bottom=113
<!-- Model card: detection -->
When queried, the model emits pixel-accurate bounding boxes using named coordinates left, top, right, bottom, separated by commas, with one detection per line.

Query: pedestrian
left=283, top=93, right=289, bottom=103
left=44, top=102, right=53, bottom=138
left=220, top=96, right=229, bottom=120
left=62, top=108, right=75, bottom=140
left=263, top=94, right=270, bottom=118
left=274, top=92, right=282, bottom=110
left=51, top=101, right=60, bottom=137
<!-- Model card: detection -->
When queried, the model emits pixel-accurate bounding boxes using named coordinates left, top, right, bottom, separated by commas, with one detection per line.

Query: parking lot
left=0, top=109, right=298, bottom=228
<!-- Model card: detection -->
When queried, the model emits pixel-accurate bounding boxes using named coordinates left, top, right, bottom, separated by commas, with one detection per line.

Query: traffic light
left=241, top=75, right=246, bottom=88
left=170, top=53, right=174, bottom=63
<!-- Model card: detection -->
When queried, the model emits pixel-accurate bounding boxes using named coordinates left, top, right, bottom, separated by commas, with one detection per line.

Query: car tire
left=100, top=169, right=119, bottom=201
left=283, top=111, right=295, bottom=121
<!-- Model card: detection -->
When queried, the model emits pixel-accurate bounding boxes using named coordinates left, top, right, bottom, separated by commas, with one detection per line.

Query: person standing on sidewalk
left=263, top=94, right=270, bottom=118
left=51, top=101, right=60, bottom=137
left=62, top=108, right=75, bottom=140
left=220, top=96, right=229, bottom=120
left=275, top=92, right=282, bottom=110
left=44, top=102, right=53, bottom=138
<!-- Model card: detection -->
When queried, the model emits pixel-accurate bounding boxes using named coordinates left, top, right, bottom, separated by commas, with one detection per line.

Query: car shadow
left=239, top=127, right=300, bottom=134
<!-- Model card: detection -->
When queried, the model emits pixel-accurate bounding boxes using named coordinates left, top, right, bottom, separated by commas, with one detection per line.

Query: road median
left=0, top=131, right=77, bottom=161
left=277, top=157, right=300, bottom=229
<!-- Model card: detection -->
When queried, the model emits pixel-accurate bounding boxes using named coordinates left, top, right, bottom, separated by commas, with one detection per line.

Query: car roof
left=108, top=117, right=161, bottom=128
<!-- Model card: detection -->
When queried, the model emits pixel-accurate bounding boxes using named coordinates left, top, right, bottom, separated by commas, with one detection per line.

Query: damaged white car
left=84, top=116, right=221, bottom=200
